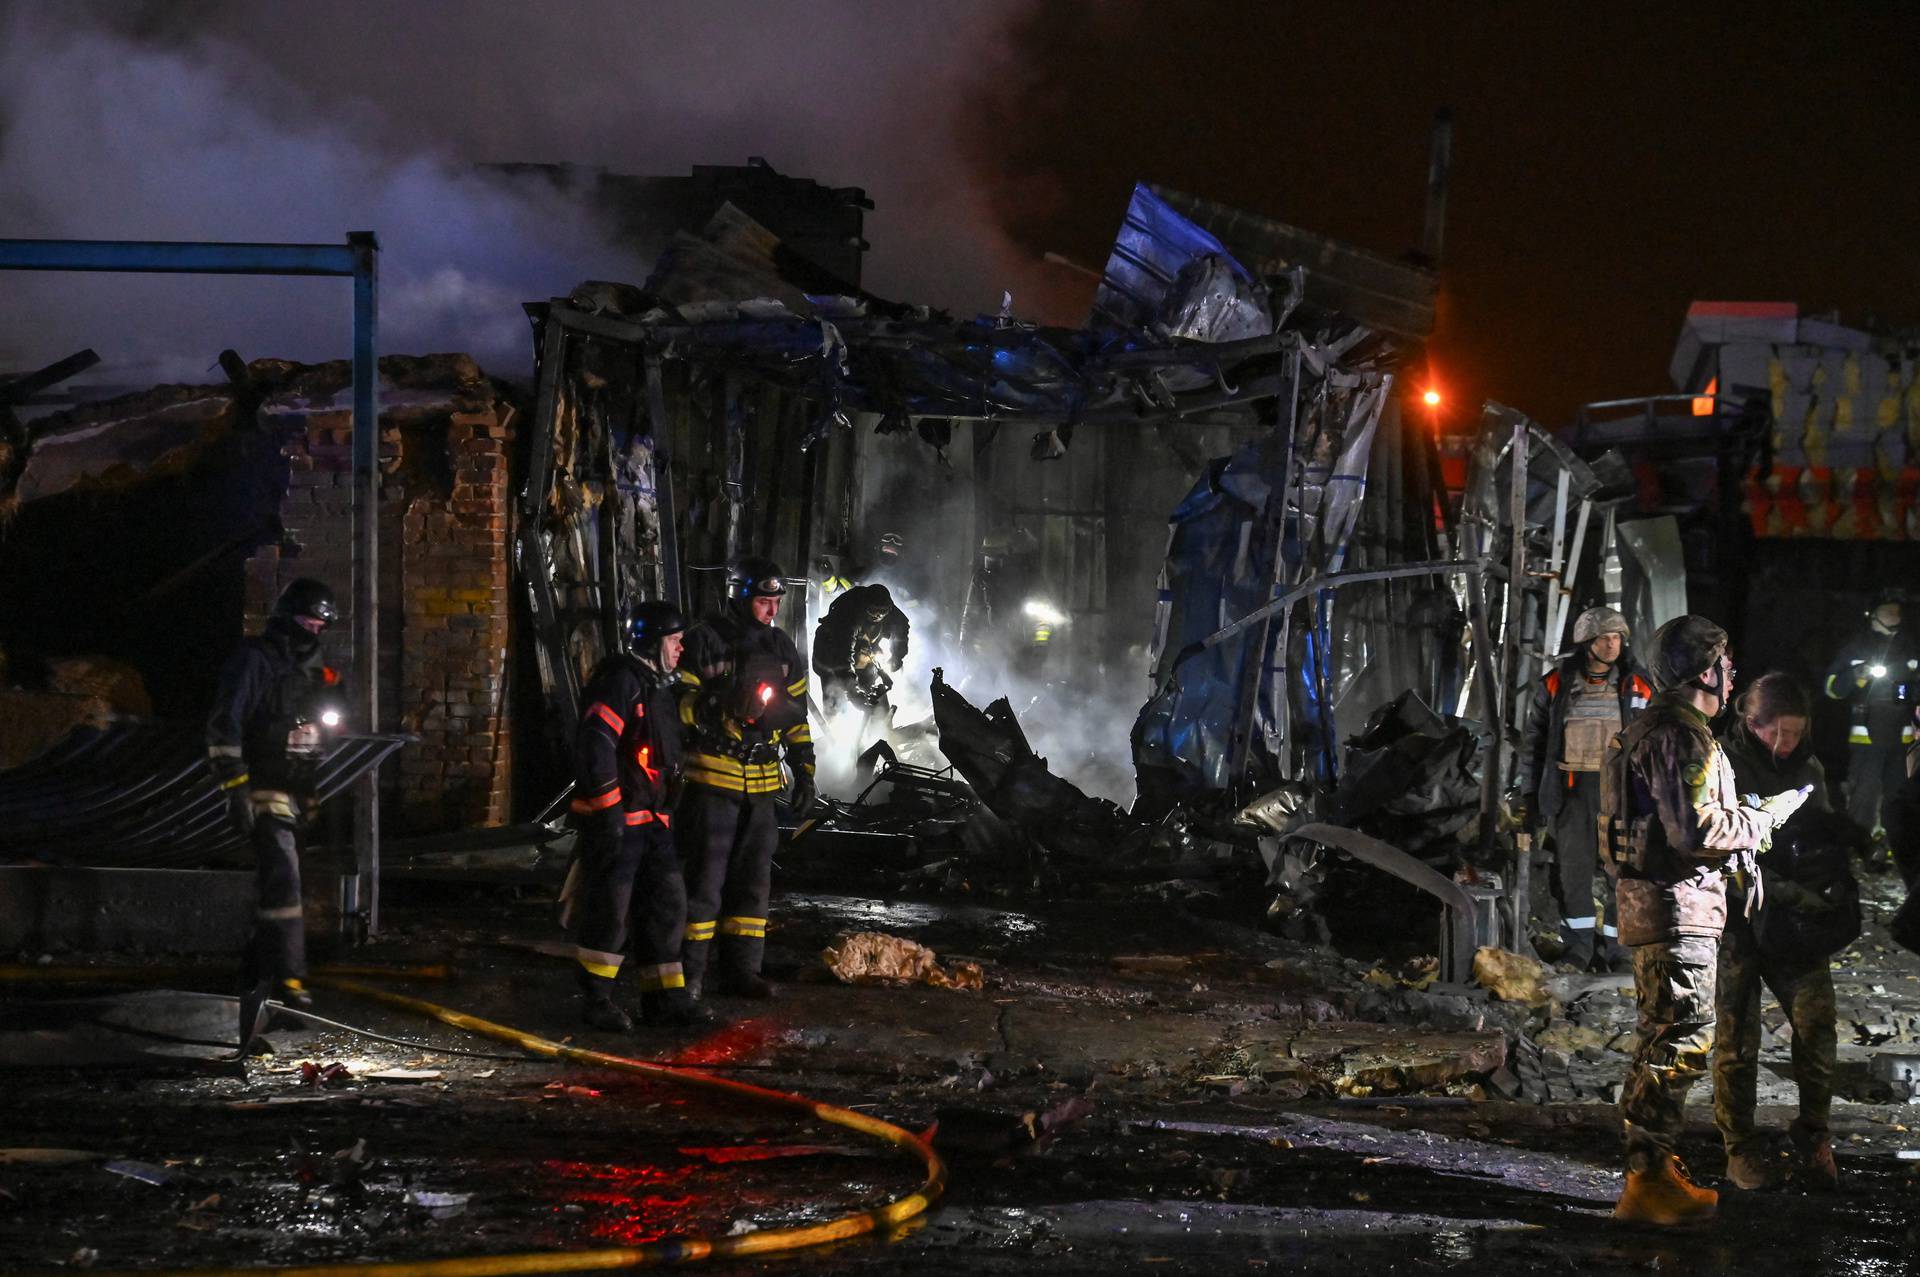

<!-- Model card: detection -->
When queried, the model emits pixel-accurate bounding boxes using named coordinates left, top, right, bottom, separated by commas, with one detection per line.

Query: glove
left=787, top=768, right=818, bottom=820
left=226, top=785, right=255, bottom=838
left=1748, top=784, right=1814, bottom=828
left=1504, top=792, right=1534, bottom=832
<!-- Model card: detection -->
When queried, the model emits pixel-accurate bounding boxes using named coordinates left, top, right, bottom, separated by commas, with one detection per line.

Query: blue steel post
left=348, top=232, right=381, bottom=936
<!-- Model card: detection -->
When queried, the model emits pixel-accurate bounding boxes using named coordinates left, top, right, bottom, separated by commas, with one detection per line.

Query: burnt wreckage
left=511, top=181, right=1649, bottom=967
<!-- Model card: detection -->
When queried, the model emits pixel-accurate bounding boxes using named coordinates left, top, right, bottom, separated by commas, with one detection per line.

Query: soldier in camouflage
left=1602, top=616, right=1811, bottom=1225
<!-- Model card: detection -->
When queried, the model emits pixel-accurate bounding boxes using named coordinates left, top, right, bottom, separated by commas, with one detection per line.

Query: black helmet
left=728, top=556, right=787, bottom=601
left=1647, top=615, right=1729, bottom=692
left=863, top=583, right=894, bottom=618
left=273, top=578, right=338, bottom=629
left=627, top=600, right=685, bottom=654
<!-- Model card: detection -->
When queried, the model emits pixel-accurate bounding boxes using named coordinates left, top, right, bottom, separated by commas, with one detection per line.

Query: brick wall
left=242, top=356, right=517, bottom=834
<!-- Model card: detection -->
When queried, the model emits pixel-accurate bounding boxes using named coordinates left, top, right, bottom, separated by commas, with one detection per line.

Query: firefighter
left=812, top=582, right=910, bottom=720
left=207, top=577, right=347, bottom=1050
left=1604, top=615, right=1810, bottom=1224
left=560, top=600, right=712, bottom=1031
left=1712, top=672, right=1840, bottom=1191
left=677, top=557, right=817, bottom=1000
left=1824, top=588, right=1919, bottom=844
left=1515, top=606, right=1653, bottom=970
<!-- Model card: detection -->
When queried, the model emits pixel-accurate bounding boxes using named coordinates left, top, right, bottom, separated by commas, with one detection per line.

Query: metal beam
left=0, top=239, right=360, bottom=277
left=1288, top=823, right=1482, bottom=984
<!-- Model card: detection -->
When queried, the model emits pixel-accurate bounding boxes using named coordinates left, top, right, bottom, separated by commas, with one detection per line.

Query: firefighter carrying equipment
left=1824, top=627, right=1919, bottom=748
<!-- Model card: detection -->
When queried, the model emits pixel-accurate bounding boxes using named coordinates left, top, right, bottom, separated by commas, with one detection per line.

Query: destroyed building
left=0, top=355, right=518, bottom=859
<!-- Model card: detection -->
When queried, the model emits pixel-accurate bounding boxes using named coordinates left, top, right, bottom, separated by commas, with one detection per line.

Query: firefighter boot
left=716, top=933, right=775, bottom=1000
left=1724, top=1143, right=1783, bottom=1191
left=641, top=987, right=719, bottom=1028
left=1792, top=1131, right=1839, bottom=1192
left=682, top=936, right=713, bottom=1001
left=578, top=971, right=633, bottom=1033
left=1613, top=1156, right=1719, bottom=1224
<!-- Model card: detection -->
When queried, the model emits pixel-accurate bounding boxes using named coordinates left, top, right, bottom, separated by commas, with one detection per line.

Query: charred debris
left=510, top=179, right=1654, bottom=968
left=0, top=175, right=1674, bottom=971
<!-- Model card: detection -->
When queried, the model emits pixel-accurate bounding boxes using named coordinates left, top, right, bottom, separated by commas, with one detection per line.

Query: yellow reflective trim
left=578, top=960, right=621, bottom=979
left=218, top=772, right=251, bottom=791
left=281, top=979, right=305, bottom=994
left=787, top=677, right=809, bottom=696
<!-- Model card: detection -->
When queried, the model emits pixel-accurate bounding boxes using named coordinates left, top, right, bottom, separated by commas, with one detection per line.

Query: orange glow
left=1692, top=376, right=1717, bottom=416
left=1422, top=388, right=1442, bottom=407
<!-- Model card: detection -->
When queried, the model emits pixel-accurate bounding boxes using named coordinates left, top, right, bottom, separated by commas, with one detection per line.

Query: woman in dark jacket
left=1713, top=673, right=1841, bottom=1192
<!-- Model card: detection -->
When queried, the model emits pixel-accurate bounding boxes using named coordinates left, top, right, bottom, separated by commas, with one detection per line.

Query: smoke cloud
left=0, top=1, right=1066, bottom=387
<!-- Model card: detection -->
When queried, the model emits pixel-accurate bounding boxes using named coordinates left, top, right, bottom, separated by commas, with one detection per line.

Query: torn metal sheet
left=0, top=723, right=410, bottom=868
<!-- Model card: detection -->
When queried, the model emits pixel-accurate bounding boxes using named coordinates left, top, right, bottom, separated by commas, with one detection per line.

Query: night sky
left=3, top=2, right=1915, bottom=425
left=962, top=1, right=1920, bottom=426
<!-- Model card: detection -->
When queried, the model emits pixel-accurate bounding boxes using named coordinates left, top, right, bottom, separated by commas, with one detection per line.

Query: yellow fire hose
left=38, top=973, right=947, bottom=1276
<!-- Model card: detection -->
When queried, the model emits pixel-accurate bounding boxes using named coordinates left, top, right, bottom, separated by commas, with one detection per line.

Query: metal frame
left=0, top=235, right=386, bottom=935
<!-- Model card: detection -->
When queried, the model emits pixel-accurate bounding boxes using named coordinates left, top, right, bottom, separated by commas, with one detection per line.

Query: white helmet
left=1572, top=606, right=1629, bottom=645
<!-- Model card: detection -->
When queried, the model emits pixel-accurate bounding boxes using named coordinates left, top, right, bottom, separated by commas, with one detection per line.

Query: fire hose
left=12, top=969, right=947, bottom=1276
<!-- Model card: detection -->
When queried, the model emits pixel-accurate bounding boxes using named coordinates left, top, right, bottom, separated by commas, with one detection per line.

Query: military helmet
left=273, top=578, right=339, bottom=629
left=1571, top=606, right=1629, bottom=645
left=627, top=600, right=685, bottom=653
left=1647, top=615, right=1730, bottom=691
left=728, top=556, right=787, bottom=601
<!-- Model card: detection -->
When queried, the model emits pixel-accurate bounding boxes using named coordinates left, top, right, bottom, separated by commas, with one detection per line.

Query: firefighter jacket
left=678, top=606, right=814, bottom=797
left=206, top=616, right=340, bottom=802
left=1608, top=691, right=1773, bottom=946
left=811, top=585, right=910, bottom=681
left=1517, top=650, right=1652, bottom=827
left=1824, top=628, right=1920, bottom=747
left=570, top=653, right=685, bottom=829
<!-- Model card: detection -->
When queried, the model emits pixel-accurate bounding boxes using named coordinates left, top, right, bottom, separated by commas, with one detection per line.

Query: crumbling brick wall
left=241, top=356, right=517, bottom=833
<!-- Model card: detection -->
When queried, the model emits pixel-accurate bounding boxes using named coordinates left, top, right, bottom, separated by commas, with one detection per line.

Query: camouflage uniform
left=1609, top=692, right=1773, bottom=1172
left=1713, top=723, right=1838, bottom=1159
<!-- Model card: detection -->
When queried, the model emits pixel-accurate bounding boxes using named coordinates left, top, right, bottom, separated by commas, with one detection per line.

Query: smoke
left=0, top=1, right=1068, bottom=388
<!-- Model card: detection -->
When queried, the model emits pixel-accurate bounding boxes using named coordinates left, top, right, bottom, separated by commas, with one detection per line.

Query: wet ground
left=4, top=861, right=1920, bottom=1274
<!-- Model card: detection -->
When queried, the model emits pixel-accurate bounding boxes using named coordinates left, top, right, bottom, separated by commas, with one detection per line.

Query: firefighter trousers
left=1712, top=911, right=1836, bottom=1155
left=1620, top=934, right=1719, bottom=1172
left=1549, top=772, right=1617, bottom=962
left=571, top=821, right=688, bottom=993
left=1848, top=741, right=1907, bottom=837
left=245, top=812, right=306, bottom=988
left=679, top=786, right=778, bottom=992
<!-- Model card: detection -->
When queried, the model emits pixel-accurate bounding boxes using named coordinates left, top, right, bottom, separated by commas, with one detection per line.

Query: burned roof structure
left=511, top=183, right=1439, bottom=799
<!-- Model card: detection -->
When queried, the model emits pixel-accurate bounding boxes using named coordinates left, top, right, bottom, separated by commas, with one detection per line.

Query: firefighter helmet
left=627, top=600, right=686, bottom=654
left=1572, top=606, right=1629, bottom=645
left=1647, top=615, right=1730, bottom=692
left=273, top=578, right=338, bottom=629
left=863, top=583, right=894, bottom=620
left=728, top=556, right=787, bottom=600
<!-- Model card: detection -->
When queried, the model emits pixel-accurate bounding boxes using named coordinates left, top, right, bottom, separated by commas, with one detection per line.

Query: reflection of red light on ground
left=585, top=1194, right=704, bottom=1246
left=666, top=1016, right=779, bottom=1067
left=541, top=1159, right=684, bottom=1188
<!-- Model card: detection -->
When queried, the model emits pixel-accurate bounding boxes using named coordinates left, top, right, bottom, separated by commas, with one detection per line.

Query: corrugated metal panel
left=0, top=723, right=411, bottom=868
left=1136, top=185, right=1438, bottom=342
